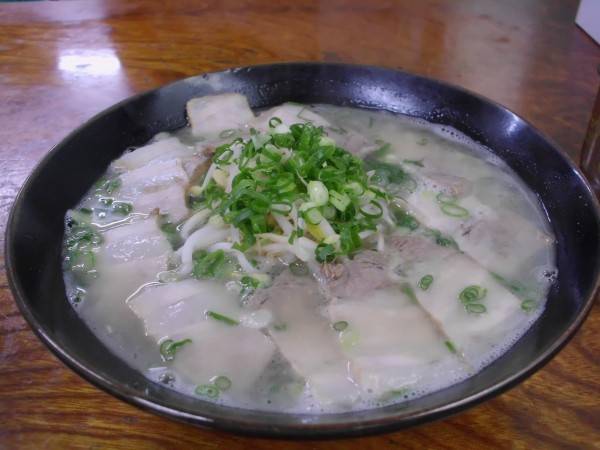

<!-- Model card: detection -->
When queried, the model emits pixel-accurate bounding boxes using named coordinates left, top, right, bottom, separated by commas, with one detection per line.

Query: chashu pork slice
left=389, top=234, right=533, bottom=366
left=326, top=286, right=457, bottom=398
left=400, top=169, right=553, bottom=282
left=253, top=271, right=361, bottom=407
left=129, top=279, right=276, bottom=395
left=113, top=137, right=195, bottom=171
left=85, top=218, right=172, bottom=326
left=186, top=93, right=255, bottom=137
left=114, top=157, right=190, bottom=222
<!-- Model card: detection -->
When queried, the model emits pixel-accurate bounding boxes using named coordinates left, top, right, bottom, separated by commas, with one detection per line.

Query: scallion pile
left=181, top=119, right=395, bottom=272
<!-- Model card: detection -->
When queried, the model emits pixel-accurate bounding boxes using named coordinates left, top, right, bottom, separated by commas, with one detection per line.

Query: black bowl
left=6, top=63, right=600, bottom=438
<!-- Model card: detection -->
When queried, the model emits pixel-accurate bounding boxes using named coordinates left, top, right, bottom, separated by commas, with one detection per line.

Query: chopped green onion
left=379, top=388, right=409, bottom=402
left=308, top=180, right=329, bottom=206
left=391, top=206, right=420, bottom=231
left=418, top=274, right=434, bottom=290
left=459, top=285, right=487, bottom=314
left=436, top=193, right=456, bottom=204
left=459, top=285, right=487, bottom=304
left=197, top=120, right=393, bottom=262
left=303, top=207, right=323, bottom=225
left=159, top=338, right=192, bottom=360
left=96, top=177, right=121, bottom=195
left=195, top=384, right=219, bottom=398
left=424, top=228, right=459, bottom=249
left=436, top=193, right=469, bottom=218
left=417, top=137, right=428, bottom=145
left=269, top=117, right=282, bottom=128
left=400, top=283, right=418, bottom=303
left=212, top=375, right=232, bottom=391
left=315, top=243, right=336, bottom=263
left=440, top=203, right=469, bottom=218
left=214, top=148, right=233, bottom=165
left=207, top=310, right=239, bottom=326
left=329, top=190, right=351, bottom=212
left=321, top=205, right=336, bottom=220
left=271, top=201, right=292, bottom=215
left=490, top=272, right=529, bottom=297
left=192, top=250, right=233, bottom=279
left=99, top=197, right=113, bottom=207
left=158, top=215, right=183, bottom=249
left=111, top=201, right=132, bottom=216
left=465, top=303, right=487, bottom=314
left=344, top=181, right=365, bottom=196
left=339, top=328, right=360, bottom=350
left=359, top=200, right=383, bottom=219
left=521, top=299, right=536, bottom=312
left=445, top=340, right=457, bottom=354
left=332, top=321, right=348, bottom=331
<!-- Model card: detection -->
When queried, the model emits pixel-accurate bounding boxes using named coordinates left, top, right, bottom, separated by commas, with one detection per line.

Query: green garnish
left=240, top=275, right=260, bottom=298
left=111, top=201, right=133, bottom=216
left=440, top=202, right=469, bottom=218
left=339, top=328, right=360, bottom=350
left=400, top=283, right=418, bottom=303
left=95, top=177, right=121, bottom=196
left=380, top=388, right=409, bottom=402
left=490, top=272, right=529, bottom=297
left=418, top=274, right=434, bottom=290
left=436, top=193, right=469, bottom=218
left=159, top=338, right=192, bottom=360
left=195, top=384, right=220, bottom=398
left=207, top=310, right=239, bottom=326
left=459, top=285, right=487, bottom=314
left=315, top=243, right=336, bottom=263
left=194, top=122, right=391, bottom=262
left=445, top=340, right=457, bottom=354
left=391, top=205, right=420, bottom=231
left=269, top=117, right=282, bottom=128
left=158, top=215, right=183, bottom=249
left=465, top=303, right=487, bottom=313
left=365, top=159, right=416, bottom=192
left=99, top=197, right=113, bottom=207
left=192, top=250, right=234, bottom=279
left=212, top=375, right=232, bottom=391
left=424, top=228, right=459, bottom=249
left=64, top=219, right=103, bottom=284
left=332, top=321, right=348, bottom=331
left=417, top=137, right=428, bottom=146
left=521, top=299, right=536, bottom=312
left=371, top=142, right=391, bottom=159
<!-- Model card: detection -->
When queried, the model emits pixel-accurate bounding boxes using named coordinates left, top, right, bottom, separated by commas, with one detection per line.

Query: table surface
left=1, top=0, right=599, bottom=448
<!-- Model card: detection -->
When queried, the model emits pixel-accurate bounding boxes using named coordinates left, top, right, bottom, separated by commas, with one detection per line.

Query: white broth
left=62, top=94, right=556, bottom=413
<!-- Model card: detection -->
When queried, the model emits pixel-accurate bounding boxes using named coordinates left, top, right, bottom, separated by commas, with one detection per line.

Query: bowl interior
left=7, top=63, right=600, bottom=437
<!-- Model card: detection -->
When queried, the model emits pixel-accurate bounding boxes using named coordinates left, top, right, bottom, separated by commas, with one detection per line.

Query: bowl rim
left=5, top=61, right=600, bottom=438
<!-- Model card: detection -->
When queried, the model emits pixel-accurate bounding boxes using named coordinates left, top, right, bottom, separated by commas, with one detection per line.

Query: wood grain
left=1, top=0, right=599, bottom=448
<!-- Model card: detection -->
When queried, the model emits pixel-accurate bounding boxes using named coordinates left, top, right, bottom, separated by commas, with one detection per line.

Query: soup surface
left=62, top=94, right=556, bottom=413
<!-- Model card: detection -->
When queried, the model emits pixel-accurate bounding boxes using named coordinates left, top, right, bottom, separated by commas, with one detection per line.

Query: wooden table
left=1, top=0, right=599, bottom=448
